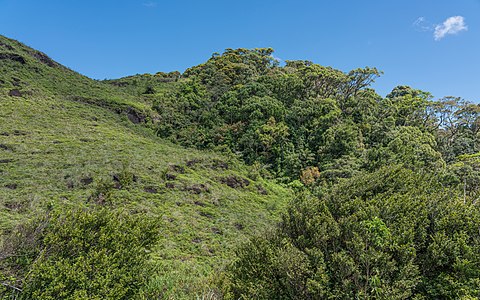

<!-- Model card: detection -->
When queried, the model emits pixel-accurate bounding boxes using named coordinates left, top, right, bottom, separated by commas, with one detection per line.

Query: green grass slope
left=0, top=35, right=156, bottom=122
left=0, top=35, right=291, bottom=297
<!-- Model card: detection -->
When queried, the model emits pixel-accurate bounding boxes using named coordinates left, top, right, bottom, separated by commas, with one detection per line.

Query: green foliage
left=367, top=126, right=445, bottom=171
left=145, top=48, right=386, bottom=180
left=0, top=35, right=291, bottom=298
left=137, top=46, right=479, bottom=185
left=227, top=232, right=325, bottom=300
left=19, top=207, right=158, bottom=299
left=3, top=34, right=480, bottom=299
left=228, top=167, right=480, bottom=299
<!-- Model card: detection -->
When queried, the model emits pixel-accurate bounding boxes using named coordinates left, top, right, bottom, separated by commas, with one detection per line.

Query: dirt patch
left=80, top=176, right=93, bottom=185
left=11, top=77, right=21, bottom=86
left=186, top=158, right=203, bottom=168
left=12, top=130, right=27, bottom=136
left=4, top=183, right=17, bottom=190
left=256, top=184, right=268, bottom=195
left=112, top=174, right=120, bottom=182
left=0, top=159, right=14, bottom=164
left=211, top=159, right=229, bottom=170
left=165, top=182, right=175, bottom=189
left=211, top=227, right=222, bottom=235
left=30, top=50, right=58, bottom=68
left=4, top=200, right=23, bottom=211
left=234, top=223, right=245, bottom=230
left=199, top=211, right=214, bottom=219
left=168, top=164, right=185, bottom=174
left=185, top=184, right=210, bottom=194
left=220, top=175, right=250, bottom=188
left=112, top=174, right=122, bottom=189
left=66, top=180, right=75, bottom=189
left=111, top=173, right=137, bottom=188
left=0, top=144, right=14, bottom=151
left=144, top=186, right=158, bottom=194
left=126, top=109, right=145, bottom=124
left=0, top=53, right=26, bottom=64
left=194, top=201, right=206, bottom=207
left=0, top=41, right=14, bottom=51
left=165, top=173, right=177, bottom=180
left=8, top=89, right=22, bottom=97
left=127, top=112, right=141, bottom=124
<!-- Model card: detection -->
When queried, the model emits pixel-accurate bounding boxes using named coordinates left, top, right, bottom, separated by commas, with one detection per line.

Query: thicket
left=0, top=207, right=159, bottom=299
left=148, top=49, right=480, bottom=190
left=226, top=167, right=480, bottom=299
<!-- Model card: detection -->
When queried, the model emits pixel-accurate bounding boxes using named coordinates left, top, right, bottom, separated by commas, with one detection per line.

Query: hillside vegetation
left=1, top=35, right=480, bottom=299
left=0, top=36, right=290, bottom=299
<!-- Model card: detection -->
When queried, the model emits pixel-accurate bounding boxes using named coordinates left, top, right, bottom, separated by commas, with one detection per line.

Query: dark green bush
left=2, top=207, right=159, bottom=300
left=227, top=167, right=480, bottom=299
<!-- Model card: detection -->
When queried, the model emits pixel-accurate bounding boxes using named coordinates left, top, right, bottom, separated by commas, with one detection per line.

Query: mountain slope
left=0, top=35, right=156, bottom=123
left=0, top=35, right=291, bottom=298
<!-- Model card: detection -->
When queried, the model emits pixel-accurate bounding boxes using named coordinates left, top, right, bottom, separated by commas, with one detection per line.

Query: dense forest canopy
left=123, top=48, right=480, bottom=188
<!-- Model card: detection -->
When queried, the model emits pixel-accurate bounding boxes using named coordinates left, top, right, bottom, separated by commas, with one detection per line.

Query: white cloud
left=434, top=16, right=468, bottom=40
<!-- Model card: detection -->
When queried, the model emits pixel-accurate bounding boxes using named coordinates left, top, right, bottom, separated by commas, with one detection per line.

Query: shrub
left=228, top=167, right=480, bottom=299
left=14, top=207, right=159, bottom=299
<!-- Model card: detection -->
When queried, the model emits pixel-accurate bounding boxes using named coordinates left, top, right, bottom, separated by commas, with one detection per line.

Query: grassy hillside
left=0, top=35, right=291, bottom=298
left=0, top=35, right=158, bottom=123
left=5, top=34, right=479, bottom=299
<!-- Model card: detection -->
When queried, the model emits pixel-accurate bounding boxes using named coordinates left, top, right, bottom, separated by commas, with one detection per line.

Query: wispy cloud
left=413, top=17, right=433, bottom=32
left=434, top=16, right=468, bottom=40
left=142, top=1, right=157, bottom=8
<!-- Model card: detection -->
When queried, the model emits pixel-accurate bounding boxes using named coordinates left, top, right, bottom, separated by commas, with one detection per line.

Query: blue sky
left=1, top=0, right=478, bottom=101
